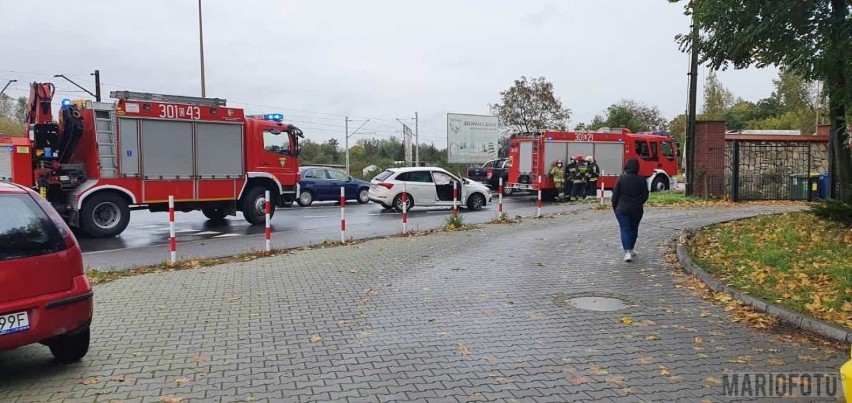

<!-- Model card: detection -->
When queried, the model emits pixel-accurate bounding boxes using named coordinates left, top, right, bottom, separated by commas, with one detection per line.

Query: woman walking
left=611, top=158, right=649, bottom=262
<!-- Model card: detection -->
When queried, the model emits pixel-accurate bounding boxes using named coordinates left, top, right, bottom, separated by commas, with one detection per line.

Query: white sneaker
left=629, top=249, right=637, bottom=256
left=623, top=252, right=633, bottom=262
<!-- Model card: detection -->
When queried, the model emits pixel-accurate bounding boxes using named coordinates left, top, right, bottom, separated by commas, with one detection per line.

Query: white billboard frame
left=447, top=113, right=500, bottom=164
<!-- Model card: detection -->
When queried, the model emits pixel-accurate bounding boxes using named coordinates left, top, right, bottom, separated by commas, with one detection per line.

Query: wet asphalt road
left=80, top=192, right=603, bottom=271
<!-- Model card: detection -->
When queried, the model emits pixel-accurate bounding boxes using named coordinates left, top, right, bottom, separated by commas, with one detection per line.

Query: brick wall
left=693, top=121, right=727, bottom=197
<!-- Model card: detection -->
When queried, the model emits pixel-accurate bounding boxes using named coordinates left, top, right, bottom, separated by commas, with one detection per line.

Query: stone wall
left=725, top=141, right=828, bottom=200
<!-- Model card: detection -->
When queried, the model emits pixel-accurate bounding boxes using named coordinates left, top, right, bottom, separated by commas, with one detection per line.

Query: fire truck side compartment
left=195, top=123, right=243, bottom=178
left=141, top=120, right=194, bottom=178
left=543, top=142, right=567, bottom=167
left=0, top=146, right=11, bottom=180
left=593, top=143, right=625, bottom=176
left=118, top=118, right=140, bottom=176
left=519, top=142, right=532, bottom=173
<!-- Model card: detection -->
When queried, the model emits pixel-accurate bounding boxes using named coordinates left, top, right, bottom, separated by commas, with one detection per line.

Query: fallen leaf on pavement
left=619, top=316, right=634, bottom=325
left=309, top=334, right=323, bottom=343
left=645, top=334, right=661, bottom=341
left=638, top=356, right=654, bottom=365
left=349, top=269, right=358, bottom=274
left=590, top=363, right=609, bottom=375
left=175, top=377, right=189, bottom=385
left=565, top=370, right=588, bottom=385
left=705, top=377, right=722, bottom=385
left=484, top=356, right=496, bottom=365
left=132, top=352, right=144, bottom=357
left=457, top=343, right=472, bottom=356
left=193, top=354, right=207, bottom=363
left=227, top=296, right=241, bottom=303
left=160, top=396, right=183, bottom=403
left=767, top=358, right=785, bottom=366
left=606, top=375, right=626, bottom=386
left=81, top=377, right=98, bottom=385
left=694, top=336, right=703, bottom=345
left=658, top=366, right=671, bottom=377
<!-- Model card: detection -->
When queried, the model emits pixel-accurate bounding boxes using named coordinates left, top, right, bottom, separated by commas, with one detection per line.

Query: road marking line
left=194, top=231, right=221, bottom=236
left=303, top=215, right=328, bottom=218
left=212, top=233, right=241, bottom=238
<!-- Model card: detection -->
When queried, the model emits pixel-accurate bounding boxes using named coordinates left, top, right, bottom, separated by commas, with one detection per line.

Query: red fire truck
left=0, top=82, right=304, bottom=237
left=507, top=128, right=679, bottom=197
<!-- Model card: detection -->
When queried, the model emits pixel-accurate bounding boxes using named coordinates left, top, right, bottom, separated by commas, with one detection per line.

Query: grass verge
left=689, top=211, right=852, bottom=329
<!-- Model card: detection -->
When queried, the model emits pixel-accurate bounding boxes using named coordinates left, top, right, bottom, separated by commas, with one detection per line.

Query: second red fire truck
left=0, top=82, right=304, bottom=237
left=507, top=128, right=679, bottom=198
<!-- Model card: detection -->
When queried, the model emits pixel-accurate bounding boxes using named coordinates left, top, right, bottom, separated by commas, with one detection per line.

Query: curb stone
left=676, top=231, right=852, bottom=344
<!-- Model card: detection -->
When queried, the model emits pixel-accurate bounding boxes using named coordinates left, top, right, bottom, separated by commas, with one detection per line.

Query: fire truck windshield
left=263, top=129, right=292, bottom=155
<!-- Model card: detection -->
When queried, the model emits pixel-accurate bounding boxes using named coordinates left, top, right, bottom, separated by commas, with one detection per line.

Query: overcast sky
left=0, top=0, right=778, bottom=147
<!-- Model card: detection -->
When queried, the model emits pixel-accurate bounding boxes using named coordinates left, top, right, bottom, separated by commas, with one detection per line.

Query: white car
left=368, top=167, right=492, bottom=212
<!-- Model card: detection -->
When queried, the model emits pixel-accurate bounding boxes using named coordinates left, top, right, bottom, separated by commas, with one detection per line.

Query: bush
left=809, top=199, right=852, bottom=227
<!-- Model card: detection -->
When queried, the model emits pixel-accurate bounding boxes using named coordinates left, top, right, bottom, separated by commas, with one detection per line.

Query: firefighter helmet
left=553, top=159, right=563, bottom=167
left=585, top=155, right=593, bottom=162
left=575, top=154, right=584, bottom=161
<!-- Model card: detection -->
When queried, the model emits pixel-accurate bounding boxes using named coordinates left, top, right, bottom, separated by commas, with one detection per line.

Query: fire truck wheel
left=297, top=190, right=314, bottom=207
left=241, top=186, right=275, bottom=225
left=80, top=192, right=130, bottom=238
left=357, top=188, right=370, bottom=204
left=202, top=207, right=227, bottom=221
left=501, top=186, right=514, bottom=196
left=466, top=193, right=486, bottom=211
left=393, top=194, right=413, bottom=213
left=651, top=175, right=669, bottom=192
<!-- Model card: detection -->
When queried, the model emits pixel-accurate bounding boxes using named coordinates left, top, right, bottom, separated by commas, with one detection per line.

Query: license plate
left=0, top=311, right=30, bottom=336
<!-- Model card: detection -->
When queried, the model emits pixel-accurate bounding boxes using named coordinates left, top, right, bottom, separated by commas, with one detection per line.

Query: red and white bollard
left=168, top=195, right=176, bottom=263
left=401, top=182, right=408, bottom=234
left=536, top=175, right=542, bottom=218
left=264, top=190, right=271, bottom=252
left=452, top=181, right=458, bottom=218
left=497, top=177, right=504, bottom=216
left=340, top=187, right=346, bottom=243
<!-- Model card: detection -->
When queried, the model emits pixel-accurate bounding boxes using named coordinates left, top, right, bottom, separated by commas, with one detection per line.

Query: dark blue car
left=297, top=166, right=372, bottom=206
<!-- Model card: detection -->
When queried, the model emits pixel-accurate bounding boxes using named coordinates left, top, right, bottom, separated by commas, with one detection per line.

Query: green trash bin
left=788, top=174, right=809, bottom=200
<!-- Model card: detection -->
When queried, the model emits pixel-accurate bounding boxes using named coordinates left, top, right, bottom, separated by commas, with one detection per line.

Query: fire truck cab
left=0, top=83, right=304, bottom=238
left=507, top=128, right=679, bottom=197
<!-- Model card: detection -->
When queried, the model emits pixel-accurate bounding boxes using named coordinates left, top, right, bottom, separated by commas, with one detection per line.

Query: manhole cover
left=566, top=296, right=630, bottom=312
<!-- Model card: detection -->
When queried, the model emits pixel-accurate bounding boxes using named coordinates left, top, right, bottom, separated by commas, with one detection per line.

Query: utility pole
left=198, top=0, right=207, bottom=97
left=0, top=79, right=16, bottom=98
left=415, top=112, right=419, bottom=167
left=91, top=70, right=101, bottom=102
left=685, top=8, right=699, bottom=197
left=345, top=116, right=370, bottom=175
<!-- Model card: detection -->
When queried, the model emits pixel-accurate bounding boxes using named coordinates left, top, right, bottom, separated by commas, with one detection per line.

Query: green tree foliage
left=587, top=99, right=668, bottom=133
left=0, top=95, right=24, bottom=136
left=490, top=76, right=571, bottom=133
left=700, top=72, right=733, bottom=120
left=672, top=0, right=852, bottom=203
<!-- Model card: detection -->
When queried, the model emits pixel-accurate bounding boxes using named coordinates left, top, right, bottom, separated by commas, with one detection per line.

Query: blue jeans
left=615, top=210, right=643, bottom=251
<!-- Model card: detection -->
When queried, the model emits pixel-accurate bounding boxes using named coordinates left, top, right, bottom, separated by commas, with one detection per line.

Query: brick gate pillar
left=693, top=121, right=726, bottom=197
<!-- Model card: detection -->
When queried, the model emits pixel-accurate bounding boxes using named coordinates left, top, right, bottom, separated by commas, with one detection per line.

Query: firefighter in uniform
left=564, top=156, right=578, bottom=200
left=585, top=155, right=600, bottom=198
left=571, top=154, right=588, bottom=200
left=549, top=159, right=565, bottom=200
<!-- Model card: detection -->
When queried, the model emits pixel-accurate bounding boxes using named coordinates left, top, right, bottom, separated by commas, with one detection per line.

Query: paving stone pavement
left=0, top=205, right=847, bottom=403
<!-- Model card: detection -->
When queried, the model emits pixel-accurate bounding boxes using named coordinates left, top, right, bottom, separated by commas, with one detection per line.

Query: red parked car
left=0, top=182, right=93, bottom=362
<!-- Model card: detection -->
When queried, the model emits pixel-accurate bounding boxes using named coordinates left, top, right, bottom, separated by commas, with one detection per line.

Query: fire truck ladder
left=531, top=139, right=541, bottom=185
left=90, top=101, right=118, bottom=178
left=109, top=91, right=226, bottom=106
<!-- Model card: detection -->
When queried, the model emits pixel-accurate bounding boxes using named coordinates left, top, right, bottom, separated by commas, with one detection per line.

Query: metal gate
left=731, top=141, right=814, bottom=201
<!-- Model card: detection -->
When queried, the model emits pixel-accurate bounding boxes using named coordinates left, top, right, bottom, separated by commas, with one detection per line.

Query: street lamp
left=53, top=71, right=101, bottom=102
left=0, top=79, right=17, bottom=98
left=198, top=0, right=206, bottom=97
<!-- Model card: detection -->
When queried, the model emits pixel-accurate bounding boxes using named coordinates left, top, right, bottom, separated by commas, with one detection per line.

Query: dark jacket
left=611, top=159, right=648, bottom=215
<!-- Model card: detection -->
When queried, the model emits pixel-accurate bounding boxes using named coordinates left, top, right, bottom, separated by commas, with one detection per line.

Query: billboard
left=447, top=113, right=499, bottom=163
